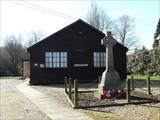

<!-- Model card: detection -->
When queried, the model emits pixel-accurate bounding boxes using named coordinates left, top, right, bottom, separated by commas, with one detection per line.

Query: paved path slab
left=0, top=79, right=50, bottom=120
left=16, top=82, right=93, bottom=120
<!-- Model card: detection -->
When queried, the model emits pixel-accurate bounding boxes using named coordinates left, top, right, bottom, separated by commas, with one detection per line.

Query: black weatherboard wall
left=27, top=19, right=128, bottom=85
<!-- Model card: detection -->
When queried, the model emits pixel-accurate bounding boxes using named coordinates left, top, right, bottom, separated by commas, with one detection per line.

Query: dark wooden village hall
left=27, top=19, right=128, bottom=85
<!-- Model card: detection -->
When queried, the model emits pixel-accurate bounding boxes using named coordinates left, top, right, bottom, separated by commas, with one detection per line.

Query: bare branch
left=27, top=30, right=45, bottom=47
left=113, top=15, right=139, bottom=50
left=86, top=2, right=112, bottom=32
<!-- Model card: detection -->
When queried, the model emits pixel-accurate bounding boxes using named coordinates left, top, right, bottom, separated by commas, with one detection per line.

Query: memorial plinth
left=99, top=32, right=124, bottom=98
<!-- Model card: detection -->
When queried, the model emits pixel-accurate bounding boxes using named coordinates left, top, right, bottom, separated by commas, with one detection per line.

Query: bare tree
left=27, top=30, right=44, bottom=47
left=4, top=35, right=28, bottom=75
left=113, top=15, right=139, bottom=49
left=1, top=31, right=44, bottom=76
left=86, top=2, right=112, bottom=32
left=0, top=46, right=10, bottom=76
left=87, top=4, right=139, bottom=50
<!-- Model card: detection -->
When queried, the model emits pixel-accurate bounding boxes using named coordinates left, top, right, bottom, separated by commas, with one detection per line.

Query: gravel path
left=0, top=78, right=51, bottom=120
left=31, top=80, right=160, bottom=120
left=86, top=103, right=160, bottom=120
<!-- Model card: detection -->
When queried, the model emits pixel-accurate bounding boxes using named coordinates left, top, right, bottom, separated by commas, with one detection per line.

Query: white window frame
left=45, top=52, right=68, bottom=68
left=45, top=52, right=52, bottom=68
left=93, top=52, right=106, bottom=67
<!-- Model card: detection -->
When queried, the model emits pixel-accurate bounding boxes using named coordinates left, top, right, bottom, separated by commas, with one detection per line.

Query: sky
left=0, top=0, right=160, bottom=49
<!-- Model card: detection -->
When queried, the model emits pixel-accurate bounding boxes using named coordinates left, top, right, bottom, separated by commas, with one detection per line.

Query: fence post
left=64, top=76, right=68, bottom=93
left=131, top=75, right=134, bottom=90
left=68, top=78, right=72, bottom=99
left=126, top=78, right=131, bottom=104
left=147, top=76, right=151, bottom=95
left=74, top=79, right=78, bottom=107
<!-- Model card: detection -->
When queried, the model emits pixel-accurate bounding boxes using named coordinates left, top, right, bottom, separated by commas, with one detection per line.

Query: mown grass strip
left=127, top=75, right=160, bottom=81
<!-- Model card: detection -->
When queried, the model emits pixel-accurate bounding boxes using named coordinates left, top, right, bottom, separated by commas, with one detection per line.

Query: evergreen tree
left=154, top=18, right=160, bottom=39
left=127, top=47, right=160, bottom=76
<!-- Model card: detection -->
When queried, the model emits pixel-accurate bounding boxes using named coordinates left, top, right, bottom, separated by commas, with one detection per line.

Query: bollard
left=147, top=76, right=151, bottom=95
left=64, top=76, right=68, bottom=93
left=68, top=78, right=72, bottom=99
left=74, top=79, right=78, bottom=107
left=126, top=78, right=131, bottom=104
left=131, top=75, right=134, bottom=90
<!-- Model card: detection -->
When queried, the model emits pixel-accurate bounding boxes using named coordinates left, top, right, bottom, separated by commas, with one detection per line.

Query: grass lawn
left=127, top=75, right=160, bottom=81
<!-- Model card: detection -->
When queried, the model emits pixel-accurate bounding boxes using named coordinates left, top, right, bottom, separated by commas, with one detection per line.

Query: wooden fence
left=130, top=75, right=151, bottom=95
left=64, top=77, right=78, bottom=108
left=64, top=75, right=153, bottom=108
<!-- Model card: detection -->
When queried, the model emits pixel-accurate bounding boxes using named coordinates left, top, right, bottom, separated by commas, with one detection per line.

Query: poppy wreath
left=100, top=88, right=125, bottom=99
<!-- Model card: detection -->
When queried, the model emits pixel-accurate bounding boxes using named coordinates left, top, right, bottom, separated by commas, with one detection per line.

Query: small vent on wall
left=78, top=31, right=82, bottom=35
left=34, top=63, right=38, bottom=66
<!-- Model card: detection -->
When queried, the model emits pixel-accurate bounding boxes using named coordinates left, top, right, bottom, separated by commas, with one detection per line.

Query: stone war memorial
left=99, top=31, right=125, bottom=99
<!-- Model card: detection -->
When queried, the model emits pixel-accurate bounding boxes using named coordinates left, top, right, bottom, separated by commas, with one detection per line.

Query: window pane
left=61, top=52, right=63, bottom=58
left=56, top=52, right=59, bottom=57
left=57, top=57, right=60, bottom=62
left=61, top=62, right=64, bottom=67
left=94, top=57, right=96, bottom=63
left=52, top=57, right=56, bottom=62
left=54, top=57, right=57, bottom=62
left=94, top=52, right=96, bottom=57
left=64, top=52, right=67, bottom=57
left=45, top=58, right=49, bottom=62
left=94, top=52, right=98, bottom=67
left=53, top=52, right=56, bottom=57
left=61, top=58, right=63, bottom=62
left=101, top=53, right=103, bottom=60
left=53, top=63, right=56, bottom=68
left=45, top=52, right=51, bottom=57
left=63, top=57, right=66, bottom=62
left=60, top=52, right=67, bottom=68
left=97, top=62, right=100, bottom=67
left=56, top=62, right=59, bottom=67
left=45, top=63, right=49, bottom=68
left=97, top=52, right=100, bottom=57
left=64, top=57, right=67, bottom=62
left=45, top=52, right=49, bottom=57
left=96, top=56, right=100, bottom=62
left=49, top=63, right=52, bottom=68
left=49, top=57, right=52, bottom=62
left=48, top=52, right=52, bottom=57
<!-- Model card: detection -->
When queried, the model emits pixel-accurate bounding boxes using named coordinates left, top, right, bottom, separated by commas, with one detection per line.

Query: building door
left=70, top=49, right=91, bottom=80
left=23, top=60, right=30, bottom=78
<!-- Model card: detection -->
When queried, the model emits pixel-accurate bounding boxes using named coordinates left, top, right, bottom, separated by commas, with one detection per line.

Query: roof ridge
left=27, top=19, right=105, bottom=51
